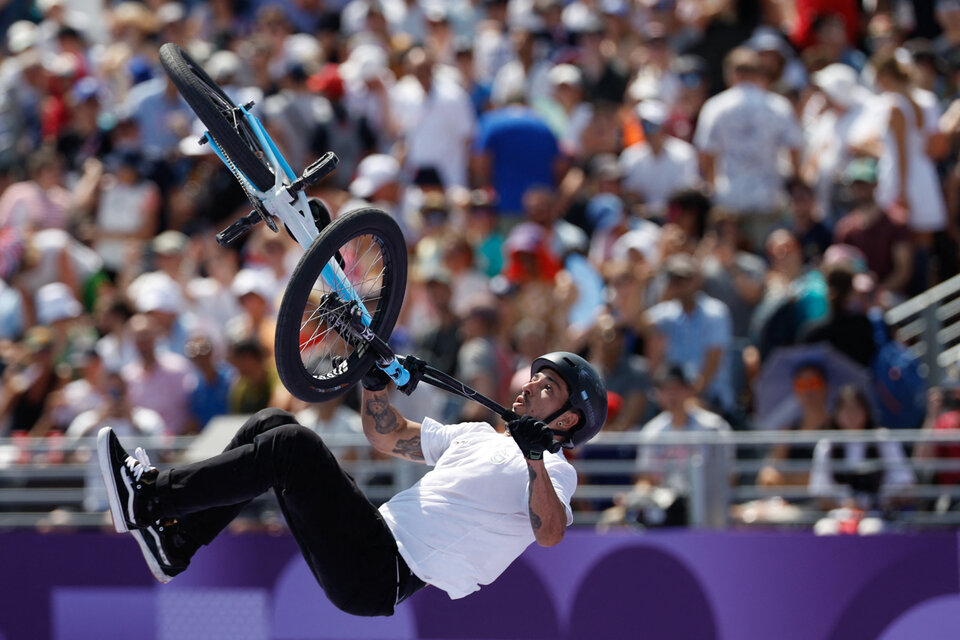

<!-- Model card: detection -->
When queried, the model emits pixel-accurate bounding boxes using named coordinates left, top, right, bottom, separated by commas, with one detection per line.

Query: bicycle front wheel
left=159, top=43, right=274, bottom=192
left=275, top=208, right=407, bottom=402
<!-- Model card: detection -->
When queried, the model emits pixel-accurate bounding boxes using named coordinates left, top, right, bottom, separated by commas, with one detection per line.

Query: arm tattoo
left=392, top=435, right=424, bottom=461
left=364, top=398, right=401, bottom=434
left=527, top=464, right=543, bottom=530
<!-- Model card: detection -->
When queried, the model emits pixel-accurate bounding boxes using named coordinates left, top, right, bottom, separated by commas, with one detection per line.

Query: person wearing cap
left=342, top=153, right=411, bottom=241
left=832, top=158, right=913, bottom=300
left=802, top=63, right=869, bottom=219
left=641, top=253, right=734, bottom=415
left=619, top=99, right=700, bottom=217
left=613, top=364, right=731, bottom=528
left=693, top=47, right=803, bottom=251
left=541, top=63, right=592, bottom=157
left=390, top=47, right=476, bottom=189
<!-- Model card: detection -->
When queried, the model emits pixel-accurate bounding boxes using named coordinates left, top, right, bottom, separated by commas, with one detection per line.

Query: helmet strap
left=544, top=401, right=575, bottom=447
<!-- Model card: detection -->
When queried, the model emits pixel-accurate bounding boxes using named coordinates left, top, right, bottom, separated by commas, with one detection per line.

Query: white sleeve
left=418, top=417, right=492, bottom=466
left=880, top=440, right=916, bottom=490
left=809, top=439, right=838, bottom=497
left=542, top=455, right=577, bottom=526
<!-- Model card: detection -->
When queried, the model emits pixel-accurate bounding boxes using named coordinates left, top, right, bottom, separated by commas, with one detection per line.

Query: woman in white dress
left=872, top=51, right=947, bottom=236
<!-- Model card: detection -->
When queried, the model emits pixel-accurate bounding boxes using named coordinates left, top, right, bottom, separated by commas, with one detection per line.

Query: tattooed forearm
left=364, top=398, right=401, bottom=434
left=528, top=465, right=543, bottom=530
left=392, top=435, right=424, bottom=461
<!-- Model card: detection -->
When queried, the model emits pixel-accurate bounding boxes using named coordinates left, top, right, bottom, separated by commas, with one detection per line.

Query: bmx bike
left=159, top=43, right=525, bottom=428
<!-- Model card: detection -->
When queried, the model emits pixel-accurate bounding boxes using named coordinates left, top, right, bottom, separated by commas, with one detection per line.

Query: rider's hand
left=361, top=363, right=392, bottom=392
left=507, top=415, right=560, bottom=461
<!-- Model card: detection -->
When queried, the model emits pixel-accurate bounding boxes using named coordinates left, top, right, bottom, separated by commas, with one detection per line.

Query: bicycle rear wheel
left=275, top=208, right=407, bottom=402
left=159, top=43, right=274, bottom=192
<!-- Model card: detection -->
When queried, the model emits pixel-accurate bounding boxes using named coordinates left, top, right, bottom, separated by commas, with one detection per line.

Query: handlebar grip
left=289, top=152, right=340, bottom=194
left=216, top=210, right=261, bottom=246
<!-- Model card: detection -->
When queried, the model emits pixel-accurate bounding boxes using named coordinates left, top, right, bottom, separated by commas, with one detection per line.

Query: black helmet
left=531, top=352, right=608, bottom=448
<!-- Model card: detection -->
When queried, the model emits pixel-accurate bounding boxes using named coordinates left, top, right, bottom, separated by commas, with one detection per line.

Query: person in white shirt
left=693, top=47, right=803, bottom=249
left=97, top=351, right=607, bottom=616
left=620, top=364, right=732, bottom=528
left=619, top=100, right=701, bottom=217
left=390, top=47, right=476, bottom=188
left=809, top=384, right=914, bottom=509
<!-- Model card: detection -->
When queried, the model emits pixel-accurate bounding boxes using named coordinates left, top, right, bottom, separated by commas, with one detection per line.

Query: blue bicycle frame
left=203, top=105, right=411, bottom=386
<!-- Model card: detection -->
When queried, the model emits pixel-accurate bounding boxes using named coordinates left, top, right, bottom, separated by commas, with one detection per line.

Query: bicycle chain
left=218, top=132, right=279, bottom=232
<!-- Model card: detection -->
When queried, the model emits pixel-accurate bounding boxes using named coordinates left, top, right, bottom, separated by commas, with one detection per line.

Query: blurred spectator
left=344, top=153, right=408, bottom=238
left=185, top=333, right=233, bottom=431
left=783, top=178, right=832, bottom=264
left=619, top=100, right=700, bottom=218
left=122, top=313, right=196, bottom=435
left=810, top=384, right=914, bottom=509
left=0, top=326, right=60, bottom=434
left=587, top=311, right=651, bottom=431
left=694, top=47, right=803, bottom=249
left=698, top=210, right=767, bottom=341
left=456, top=295, right=514, bottom=422
left=915, top=380, right=960, bottom=487
left=228, top=268, right=278, bottom=354
left=756, top=361, right=832, bottom=488
left=641, top=253, right=734, bottom=414
left=464, top=188, right=504, bottom=277
left=0, top=145, right=70, bottom=231
left=412, top=269, right=462, bottom=377
left=391, top=47, right=476, bottom=189
left=799, top=262, right=877, bottom=368
left=32, top=343, right=104, bottom=437
left=66, top=369, right=164, bottom=439
left=471, top=89, right=562, bottom=217
left=122, top=74, right=195, bottom=159
left=802, top=63, right=868, bottom=222
left=74, top=149, right=160, bottom=277
left=833, top=159, right=913, bottom=300
left=226, top=335, right=276, bottom=415
left=615, top=365, right=732, bottom=528
left=869, top=51, right=949, bottom=270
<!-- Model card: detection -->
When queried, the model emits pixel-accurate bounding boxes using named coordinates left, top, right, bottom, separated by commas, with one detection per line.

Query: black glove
left=361, top=362, right=392, bottom=391
left=508, top=415, right=561, bottom=460
left=397, top=355, right=426, bottom=396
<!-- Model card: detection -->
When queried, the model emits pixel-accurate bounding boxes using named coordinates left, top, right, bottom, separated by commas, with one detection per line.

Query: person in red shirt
left=832, top=158, right=914, bottom=300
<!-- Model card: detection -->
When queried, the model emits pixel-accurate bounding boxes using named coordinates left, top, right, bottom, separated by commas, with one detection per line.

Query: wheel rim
left=296, top=231, right=394, bottom=382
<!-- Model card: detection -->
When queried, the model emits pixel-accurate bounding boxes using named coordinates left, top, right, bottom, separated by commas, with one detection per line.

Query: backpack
left=870, top=315, right=926, bottom=429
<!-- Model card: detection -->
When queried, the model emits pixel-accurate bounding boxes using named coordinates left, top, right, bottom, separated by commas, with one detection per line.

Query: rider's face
left=514, top=369, right=570, bottom=425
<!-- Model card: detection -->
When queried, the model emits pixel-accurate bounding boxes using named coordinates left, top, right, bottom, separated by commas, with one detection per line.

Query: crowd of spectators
left=4, top=0, right=960, bottom=527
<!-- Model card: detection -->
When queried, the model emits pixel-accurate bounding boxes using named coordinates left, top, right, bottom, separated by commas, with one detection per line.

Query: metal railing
left=5, top=428, right=960, bottom=530
left=885, top=271, right=960, bottom=384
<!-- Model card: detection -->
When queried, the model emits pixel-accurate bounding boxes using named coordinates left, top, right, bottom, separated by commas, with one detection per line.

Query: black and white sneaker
left=130, top=519, right=192, bottom=583
left=97, top=427, right=159, bottom=533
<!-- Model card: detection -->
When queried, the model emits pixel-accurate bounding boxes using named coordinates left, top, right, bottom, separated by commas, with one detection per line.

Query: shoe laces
left=125, top=447, right=154, bottom=481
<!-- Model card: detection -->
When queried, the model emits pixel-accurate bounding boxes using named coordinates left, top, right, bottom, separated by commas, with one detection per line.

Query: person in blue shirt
left=185, top=334, right=233, bottom=433
left=471, top=93, right=562, bottom=218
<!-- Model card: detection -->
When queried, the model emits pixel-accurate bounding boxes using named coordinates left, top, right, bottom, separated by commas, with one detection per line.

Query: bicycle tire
left=275, top=207, right=407, bottom=402
left=159, top=43, right=274, bottom=192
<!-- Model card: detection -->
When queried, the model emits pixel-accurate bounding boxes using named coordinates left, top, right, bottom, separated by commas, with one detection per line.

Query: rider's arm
left=360, top=388, right=426, bottom=464
left=526, top=459, right=568, bottom=547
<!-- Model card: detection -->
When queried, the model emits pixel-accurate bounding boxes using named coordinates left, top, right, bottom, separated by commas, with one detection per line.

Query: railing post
left=923, top=303, right=943, bottom=387
left=688, top=452, right=706, bottom=528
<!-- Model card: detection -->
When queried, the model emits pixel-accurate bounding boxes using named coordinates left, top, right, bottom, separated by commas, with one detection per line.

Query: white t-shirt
left=619, top=136, right=700, bottom=215
left=379, top=417, right=576, bottom=599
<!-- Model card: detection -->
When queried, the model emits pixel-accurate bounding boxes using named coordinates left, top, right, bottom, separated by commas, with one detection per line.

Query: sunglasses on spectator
left=794, top=376, right=826, bottom=392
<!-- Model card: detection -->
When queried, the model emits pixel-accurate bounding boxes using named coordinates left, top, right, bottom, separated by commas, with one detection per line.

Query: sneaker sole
left=97, top=427, right=130, bottom=534
left=130, top=528, right=174, bottom=584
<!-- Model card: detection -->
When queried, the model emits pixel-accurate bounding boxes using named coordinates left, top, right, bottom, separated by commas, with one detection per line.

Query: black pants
left=155, top=408, right=423, bottom=616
